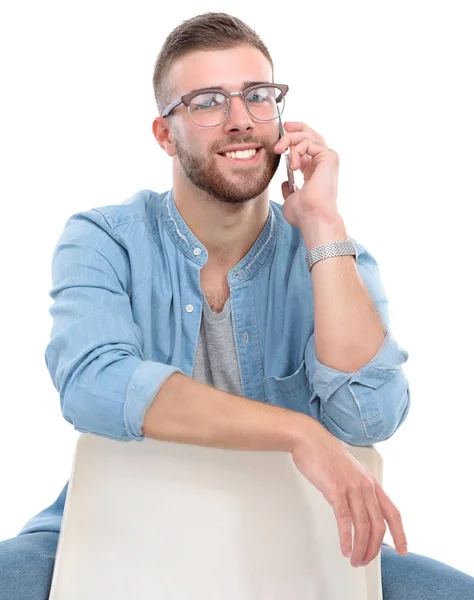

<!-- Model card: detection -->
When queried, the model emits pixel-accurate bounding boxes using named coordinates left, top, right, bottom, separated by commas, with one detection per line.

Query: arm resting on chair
left=143, top=372, right=318, bottom=452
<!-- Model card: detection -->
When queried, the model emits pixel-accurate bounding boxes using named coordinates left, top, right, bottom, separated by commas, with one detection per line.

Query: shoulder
left=79, top=189, right=169, bottom=234
left=54, top=189, right=170, bottom=254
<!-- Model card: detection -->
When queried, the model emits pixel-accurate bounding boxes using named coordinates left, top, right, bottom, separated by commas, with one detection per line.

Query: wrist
left=301, top=213, right=348, bottom=248
left=287, top=411, right=325, bottom=452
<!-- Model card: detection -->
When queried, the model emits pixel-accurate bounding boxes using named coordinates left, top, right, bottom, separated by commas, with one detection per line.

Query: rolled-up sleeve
left=304, top=241, right=410, bottom=446
left=45, top=210, right=183, bottom=442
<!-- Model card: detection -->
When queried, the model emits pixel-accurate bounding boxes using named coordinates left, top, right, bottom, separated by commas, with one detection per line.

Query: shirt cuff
left=124, top=360, right=184, bottom=439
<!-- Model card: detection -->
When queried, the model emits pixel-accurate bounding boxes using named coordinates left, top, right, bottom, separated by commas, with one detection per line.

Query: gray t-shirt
left=192, top=296, right=243, bottom=396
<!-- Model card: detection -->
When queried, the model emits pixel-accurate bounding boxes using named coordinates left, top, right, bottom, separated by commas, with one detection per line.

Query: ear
left=152, top=117, right=176, bottom=157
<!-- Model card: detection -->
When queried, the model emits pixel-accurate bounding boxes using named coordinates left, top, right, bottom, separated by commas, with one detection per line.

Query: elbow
left=375, top=384, right=411, bottom=442
left=61, top=384, right=138, bottom=442
left=55, top=352, right=146, bottom=442
left=320, top=411, right=382, bottom=447
left=55, top=353, right=182, bottom=443
left=320, top=372, right=411, bottom=446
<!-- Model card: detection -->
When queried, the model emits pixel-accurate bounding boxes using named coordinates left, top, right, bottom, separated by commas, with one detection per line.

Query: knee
left=0, top=532, right=59, bottom=600
left=381, top=545, right=474, bottom=600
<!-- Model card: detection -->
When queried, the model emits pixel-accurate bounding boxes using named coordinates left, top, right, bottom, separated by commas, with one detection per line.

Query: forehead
left=168, top=45, right=273, bottom=97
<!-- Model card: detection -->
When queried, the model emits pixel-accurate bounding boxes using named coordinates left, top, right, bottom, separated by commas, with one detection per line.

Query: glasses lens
left=245, top=86, right=285, bottom=121
left=188, top=92, right=228, bottom=127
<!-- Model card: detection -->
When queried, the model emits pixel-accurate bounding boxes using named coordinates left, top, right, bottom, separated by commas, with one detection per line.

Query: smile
left=218, top=148, right=262, bottom=165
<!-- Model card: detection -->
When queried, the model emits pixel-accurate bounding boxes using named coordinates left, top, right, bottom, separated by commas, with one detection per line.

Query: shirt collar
left=162, top=188, right=277, bottom=285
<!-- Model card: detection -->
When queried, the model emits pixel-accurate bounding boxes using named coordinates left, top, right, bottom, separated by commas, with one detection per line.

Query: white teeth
left=224, top=148, right=258, bottom=159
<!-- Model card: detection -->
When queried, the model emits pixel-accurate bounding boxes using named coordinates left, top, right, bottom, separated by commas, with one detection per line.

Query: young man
left=1, top=12, right=473, bottom=600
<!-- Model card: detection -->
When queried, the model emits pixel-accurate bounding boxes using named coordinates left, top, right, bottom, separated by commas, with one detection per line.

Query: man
left=1, top=12, right=473, bottom=600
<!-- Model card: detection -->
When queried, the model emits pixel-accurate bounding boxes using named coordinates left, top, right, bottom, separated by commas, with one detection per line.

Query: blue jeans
left=0, top=533, right=473, bottom=599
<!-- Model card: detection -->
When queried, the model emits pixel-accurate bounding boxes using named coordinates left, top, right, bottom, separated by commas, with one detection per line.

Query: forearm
left=142, top=372, right=319, bottom=451
left=301, top=213, right=385, bottom=373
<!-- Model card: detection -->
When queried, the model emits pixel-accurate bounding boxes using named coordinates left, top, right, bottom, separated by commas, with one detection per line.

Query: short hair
left=152, top=12, right=274, bottom=115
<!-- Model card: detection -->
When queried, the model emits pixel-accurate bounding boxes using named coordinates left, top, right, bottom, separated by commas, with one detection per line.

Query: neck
left=172, top=171, right=270, bottom=270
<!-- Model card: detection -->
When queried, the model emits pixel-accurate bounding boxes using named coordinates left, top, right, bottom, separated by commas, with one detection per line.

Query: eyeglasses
left=161, top=83, right=289, bottom=128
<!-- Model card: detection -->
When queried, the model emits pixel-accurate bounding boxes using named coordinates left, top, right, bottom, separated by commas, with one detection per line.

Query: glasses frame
left=161, top=83, right=289, bottom=128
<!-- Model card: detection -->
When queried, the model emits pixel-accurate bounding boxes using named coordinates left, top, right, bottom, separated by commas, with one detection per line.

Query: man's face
left=167, top=45, right=282, bottom=204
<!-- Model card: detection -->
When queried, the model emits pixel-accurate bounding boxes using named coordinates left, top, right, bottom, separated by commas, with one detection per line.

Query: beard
left=172, top=126, right=281, bottom=205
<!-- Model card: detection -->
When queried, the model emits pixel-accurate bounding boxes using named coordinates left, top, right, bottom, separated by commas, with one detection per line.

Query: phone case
left=279, top=116, right=297, bottom=195
left=284, top=150, right=297, bottom=194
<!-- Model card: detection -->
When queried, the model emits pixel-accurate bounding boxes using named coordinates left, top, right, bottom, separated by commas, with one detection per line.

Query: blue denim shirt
left=19, top=188, right=410, bottom=536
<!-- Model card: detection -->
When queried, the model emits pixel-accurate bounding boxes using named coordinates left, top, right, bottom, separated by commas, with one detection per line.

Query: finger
left=281, top=181, right=290, bottom=201
left=283, top=122, right=327, bottom=145
left=375, top=484, right=408, bottom=555
left=275, top=134, right=328, bottom=155
left=290, top=146, right=300, bottom=171
left=275, top=131, right=328, bottom=154
left=289, top=146, right=309, bottom=171
left=347, top=486, right=371, bottom=567
left=294, top=140, right=330, bottom=160
left=283, top=121, right=308, bottom=131
left=332, top=495, right=353, bottom=558
left=281, top=180, right=297, bottom=200
left=359, top=479, right=386, bottom=565
left=274, top=132, right=309, bottom=153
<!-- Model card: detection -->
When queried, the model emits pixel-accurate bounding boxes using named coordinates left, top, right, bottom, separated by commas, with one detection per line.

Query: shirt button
left=193, top=248, right=202, bottom=256
left=185, top=304, right=194, bottom=313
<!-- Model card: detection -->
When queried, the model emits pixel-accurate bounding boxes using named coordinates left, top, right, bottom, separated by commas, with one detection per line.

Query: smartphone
left=278, top=116, right=297, bottom=195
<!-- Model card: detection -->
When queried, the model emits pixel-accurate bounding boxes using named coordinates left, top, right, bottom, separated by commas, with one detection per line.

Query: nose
left=223, top=94, right=255, bottom=135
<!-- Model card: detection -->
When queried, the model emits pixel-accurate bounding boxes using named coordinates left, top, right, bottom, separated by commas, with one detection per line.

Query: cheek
left=187, top=134, right=213, bottom=158
left=178, top=125, right=218, bottom=156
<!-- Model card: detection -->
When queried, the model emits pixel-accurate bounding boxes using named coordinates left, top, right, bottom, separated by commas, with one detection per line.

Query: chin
left=207, top=177, right=270, bottom=204
left=215, top=170, right=275, bottom=204
left=181, top=153, right=278, bottom=204
left=205, top=188, right=264, bottom=205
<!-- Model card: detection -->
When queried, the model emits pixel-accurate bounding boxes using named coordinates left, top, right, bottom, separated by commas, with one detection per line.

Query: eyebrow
left=189, top=81, right=272, bottom=94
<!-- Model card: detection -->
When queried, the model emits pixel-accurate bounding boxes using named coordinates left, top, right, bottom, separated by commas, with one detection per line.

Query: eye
left=246, top=87, right=275, bottom=104
left=247, top=93, right=266, bottom=103
left=190, top=92, right=226, bottom=111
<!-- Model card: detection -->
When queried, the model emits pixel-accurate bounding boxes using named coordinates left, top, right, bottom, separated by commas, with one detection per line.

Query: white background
left=1, top=0, right=473, bottom=578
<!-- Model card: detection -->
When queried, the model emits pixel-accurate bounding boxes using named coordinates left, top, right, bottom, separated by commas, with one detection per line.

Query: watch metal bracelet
left=306, top=239, right=357, bottom=272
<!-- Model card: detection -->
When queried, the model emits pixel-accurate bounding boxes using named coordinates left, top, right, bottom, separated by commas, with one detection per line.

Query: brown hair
left=152, top=12, right=274, bottom=116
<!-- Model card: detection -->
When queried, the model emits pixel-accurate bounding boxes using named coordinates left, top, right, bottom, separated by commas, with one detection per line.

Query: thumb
left=281, top=181, right=299, bottom=200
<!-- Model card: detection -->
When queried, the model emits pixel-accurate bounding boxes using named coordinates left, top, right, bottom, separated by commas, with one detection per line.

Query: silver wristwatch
left=306, top=239, right=357, bottom=272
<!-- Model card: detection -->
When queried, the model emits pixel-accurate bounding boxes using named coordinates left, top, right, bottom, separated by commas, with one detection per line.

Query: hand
left=274, top=121, right=340, bottom=231
left=292, top=425, right=408, bottom=567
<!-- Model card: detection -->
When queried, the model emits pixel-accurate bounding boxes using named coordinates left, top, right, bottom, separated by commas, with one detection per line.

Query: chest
left=200, top=269, right=230, bottom=313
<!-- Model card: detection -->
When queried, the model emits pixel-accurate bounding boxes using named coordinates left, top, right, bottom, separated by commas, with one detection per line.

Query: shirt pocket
left=263, top=359, right=311, bottom=415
